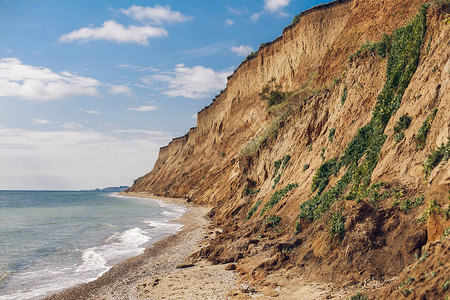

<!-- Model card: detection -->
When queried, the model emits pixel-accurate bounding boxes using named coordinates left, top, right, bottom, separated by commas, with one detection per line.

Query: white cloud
left=120, top=5, right=192, bottom=24
left=250, top=13, right=260, bottom=22
left=61, top=122, right=84, bottom=130
left=225, top=19, right=234, bottom=26
left=0, top=126, right=174, bottom=189
left=116, top=64, right=159, bottom=72
left=108, top=84, right=134, bottom=97
left=231, top=45, right=254, bottom=56
left=0, top=58, right=100, bottom=101
left=60, top=20, right=168, bottom=46
left=228, top=6, right=247, bottom=15
left=33, top=118, right=51, bottom=125
left=264, top=0, right=291, bottom=12
left=127, top=105, right=157, bottom=112
left=79, top=108, right=101, bottom=114
left=0, top=58, right=133, bottom=101
left=150, top=64, right=232, bottom=99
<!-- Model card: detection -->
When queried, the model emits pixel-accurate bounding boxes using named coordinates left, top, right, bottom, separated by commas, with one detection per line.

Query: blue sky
left=0, top=0, right=324, bottom=190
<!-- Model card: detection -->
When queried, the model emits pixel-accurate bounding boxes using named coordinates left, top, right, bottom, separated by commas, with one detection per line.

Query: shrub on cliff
left=416, top=108, right=438, bottom=150
left=261, top=183, right=298, bottom=215
left=424, top=139, right=450, bottom=179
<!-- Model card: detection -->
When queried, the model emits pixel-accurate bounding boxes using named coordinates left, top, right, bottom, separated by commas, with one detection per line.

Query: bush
left=443, top=279, right=450, bottom=292
left=424, top=139, right=449, bottom=179
left=246, top=200, right=262, bottom=220
left=442, top=227, right=450, bottom=239
left=303, top=164, right=310, bottom=171
left=272, top=155, right=291, bottom=188
left=320, top=147, right=326, bottom=161
left=246, top=51, right=258, bottom=60
left=272, top=174, right=281, bottom=189
left=416, top=108, right=438, bottom=150
left=282, top=155, right=291, bottom=169
left=418, top=199, right=442, bottom=223
left=394, top=132, right=405, bottom=143
left=348, top=33, right=391, bottom=62
left=395, top=195, right=425, bottom=213
left=267, top=90, right=287, bottom=107
left=311, top=158, right=339, bottom=194
left=273, top=159, right=282, bottom=177
left=398, top=276, right=415, bottom=296
left=330, top=211, right=345, bottom=239
left=394, top=114, right=412, bottom=133
left=393, top=114, right=412, bottom=144
left=264, top=215, right=281, bottom=227
left=243, top=188, right=260, bottom=196
left=328, top=127, right=336, bottom=142
left=261, top=183, right=298, bottom=215
left=348, top=292, right=369, bottom=300
left=341, top=86, right=348, bottom=104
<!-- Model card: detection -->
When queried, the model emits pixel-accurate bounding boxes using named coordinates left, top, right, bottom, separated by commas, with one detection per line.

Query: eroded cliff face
left=130, top=0, right=449, bottom=298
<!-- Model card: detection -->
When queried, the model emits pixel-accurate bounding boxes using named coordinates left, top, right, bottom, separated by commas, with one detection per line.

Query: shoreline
left=44, top=192, right=236, bottom=300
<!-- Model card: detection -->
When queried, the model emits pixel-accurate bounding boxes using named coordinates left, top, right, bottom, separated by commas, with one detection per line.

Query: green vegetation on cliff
left=298, top=6, right=428, bottom=224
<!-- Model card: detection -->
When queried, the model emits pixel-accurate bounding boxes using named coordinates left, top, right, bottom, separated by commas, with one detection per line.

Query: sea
left=0, top=191, right=185, bottom=300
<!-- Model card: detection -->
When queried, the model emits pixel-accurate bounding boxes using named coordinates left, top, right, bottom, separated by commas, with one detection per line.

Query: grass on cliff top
left=297, top=6, right=428, bottom=225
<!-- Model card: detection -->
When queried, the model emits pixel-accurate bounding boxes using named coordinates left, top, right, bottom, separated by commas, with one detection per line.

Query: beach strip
left=43, top=192, right=236, bottom=300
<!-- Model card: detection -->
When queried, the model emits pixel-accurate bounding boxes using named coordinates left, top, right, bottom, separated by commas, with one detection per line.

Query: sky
left=0, top=0, right=325, bottom=190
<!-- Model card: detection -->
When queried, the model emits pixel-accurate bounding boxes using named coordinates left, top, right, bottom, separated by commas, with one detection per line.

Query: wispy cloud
left=116, top=64, right=159, bottom=72
left=127, top=105, right=157, bottom=112
left=225, top=19, right=234, bottom=26
left=149, top=64, right=232, bottom=99
left=264, top=0, right=291, bottom=12
left=33, top=118, right=51, bottom=125
left=79, top=108, right=101, bottom=114
left=61, top=122, right=84, bottom=130
left=0, top=58, right=100, bottom=101
left=60, top=20, right=168, bottom=46
left=107, top=84, right=134, bottom=96
left=228, top=6, right=247, bottom=15
left=120, top=5, right=192, bottom=24
left=250, top=13, right=260, bottom=22
left=231, top=45, right=254, bottom=56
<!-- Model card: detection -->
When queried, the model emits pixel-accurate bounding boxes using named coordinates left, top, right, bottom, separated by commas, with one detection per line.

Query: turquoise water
left=0, top=191, right=185, bottom=300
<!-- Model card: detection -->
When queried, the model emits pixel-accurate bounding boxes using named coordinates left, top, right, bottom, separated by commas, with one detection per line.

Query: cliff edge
left=130, top=0, right=449, bottom=298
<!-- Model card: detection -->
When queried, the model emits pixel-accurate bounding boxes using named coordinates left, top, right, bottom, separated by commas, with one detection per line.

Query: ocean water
left=0, top=191, right=185, bottom=300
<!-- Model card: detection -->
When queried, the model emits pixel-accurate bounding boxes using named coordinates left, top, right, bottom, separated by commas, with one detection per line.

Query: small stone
left=176, top=261, right=195, bottom=269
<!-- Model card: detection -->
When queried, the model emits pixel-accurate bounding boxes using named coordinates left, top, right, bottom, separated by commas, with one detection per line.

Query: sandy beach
left=43, top=192, right=237, bottom=300
left=41, top=192, right=377, bottom=300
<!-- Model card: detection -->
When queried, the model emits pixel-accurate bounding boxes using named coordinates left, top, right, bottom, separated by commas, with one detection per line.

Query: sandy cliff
left=130, top=0, right=449, bottom=298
